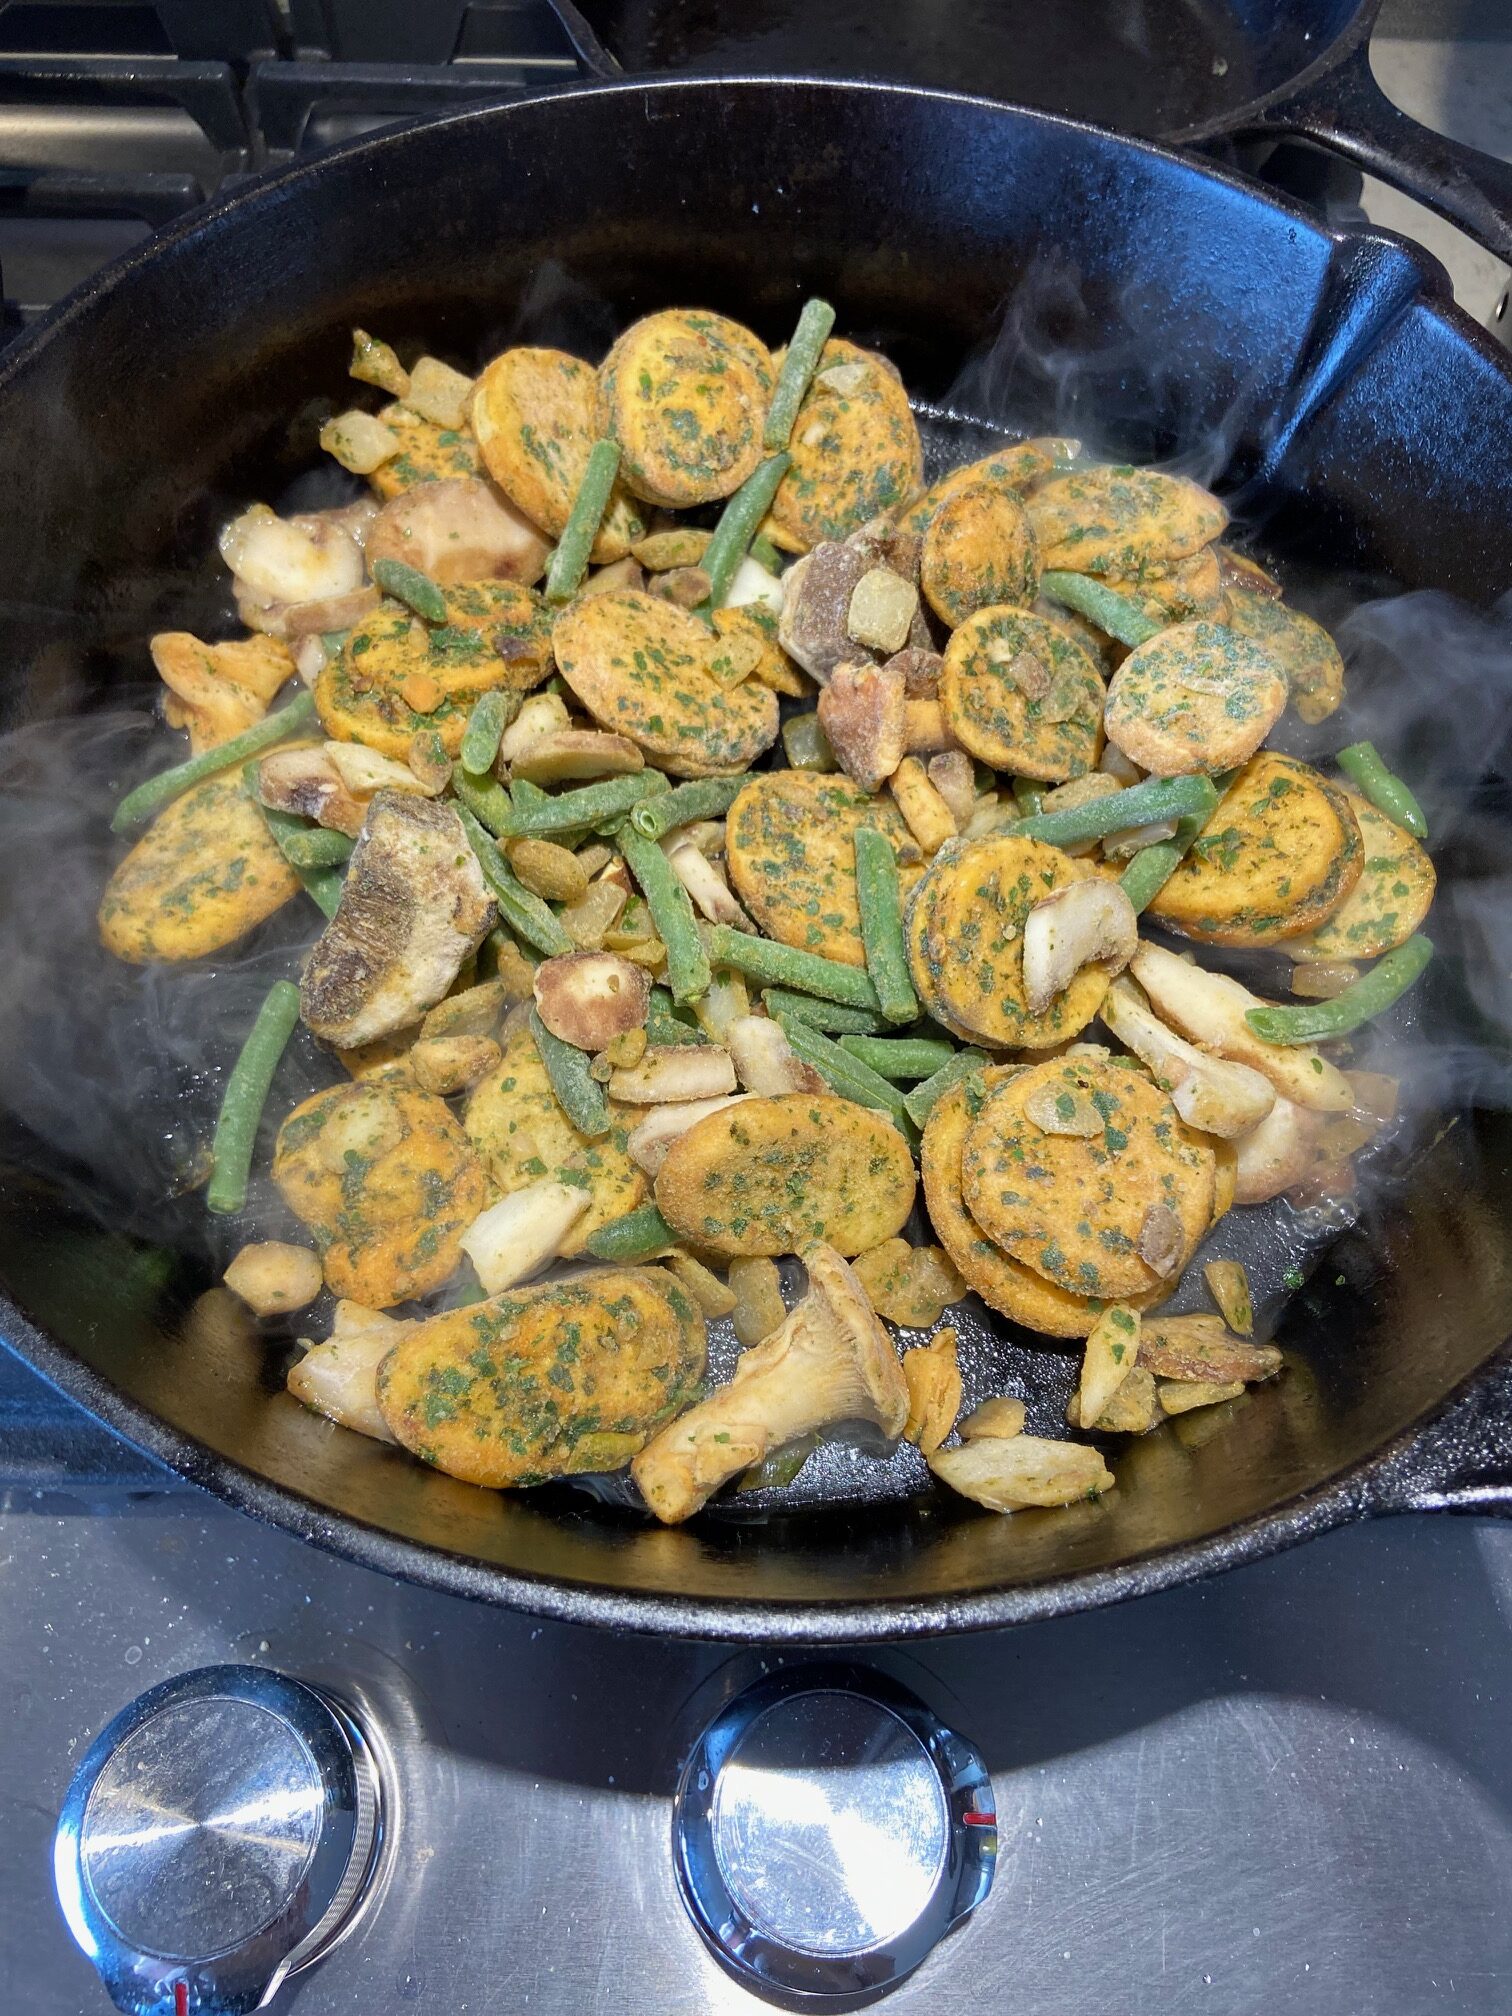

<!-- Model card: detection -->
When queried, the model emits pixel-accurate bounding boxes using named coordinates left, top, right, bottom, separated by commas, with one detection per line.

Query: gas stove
left=2, top=4, right=1512, bottom=2011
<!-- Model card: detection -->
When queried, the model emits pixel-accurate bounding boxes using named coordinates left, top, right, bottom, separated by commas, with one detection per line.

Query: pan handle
left=1242, top=39, right=1512, bottom=270
left=1363, top=1349, right=1512, bottom=1518
left=541, top=0, right=622, bottom=78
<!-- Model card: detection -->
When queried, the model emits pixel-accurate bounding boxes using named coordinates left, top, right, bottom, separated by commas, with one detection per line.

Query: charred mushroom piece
left=631, top=1242, right=908, bottom=1523
left=532, top=951, right=650, bottom=1052
left=817, top=661, right=907, bottom=792
left=886, top=645, right=946, bottom=697
left=257, top=745, right=368, bottom=836
left=927, top=1433, right=1113, bottom=1511
left=300, top=792, right=495, bottom=1048
left=1021, top=879, right=1138, bottom=1015
left=366, top=475, right=551, bottom=587
left=1100, top=975, right=1276, bottom=1139
left=778, top=538, right=889, bottom=683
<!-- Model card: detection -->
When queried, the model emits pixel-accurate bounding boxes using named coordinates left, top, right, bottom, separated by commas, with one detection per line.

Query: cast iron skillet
left=551, top=0, right=1512, bottom=265
left=2, top=78, right=1512, bottom=1641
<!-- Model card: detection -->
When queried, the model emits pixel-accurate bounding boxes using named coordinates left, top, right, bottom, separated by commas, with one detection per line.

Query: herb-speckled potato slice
left=921, top=479, right=1039, bottom=627
left=273, top=1078, right=489, bottom=1306
left=896, top=438, right=1079, bottom=539
left=369, top=401, right=483, bottom=500
left=317, top=582, right=551, bottom=760
left=922, top=1071, right=1165, bottom=1338
left=1104, top=619, right=1286, bottom=776
left=1149, top=751, right=1364, bottom=947
left=961, top=1054, right=1215, bottom=1302
left=464, top=1021, right=647, bottom=1256
left=98, top=769, right=300, bottom=963
left=908, top=835, right=1113, bottom=1049
left=375, top=1267, right=706, bottom=1487
left=1286, top=790, right=1434, bottom=964
left=596, top=309, right=773, bottom=508
left=1221, top=588, right=1345, bottom=724
left=472, top=346, right=646, bottom=561
left=766, top=339, right=924, bottom=553
left=1026, top=466, right=1228, bottom=577
left=725, top=769, right=922, bottom=967
left=655, top=1093, right=916, bottom=1257
left=553, top=588, right=778, bottom=777
left=940, top=606, right=1104, bottom=782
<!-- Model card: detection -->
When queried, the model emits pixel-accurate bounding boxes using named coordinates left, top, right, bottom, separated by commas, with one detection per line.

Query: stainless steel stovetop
left=2, top=3, right=1511, bottom=2010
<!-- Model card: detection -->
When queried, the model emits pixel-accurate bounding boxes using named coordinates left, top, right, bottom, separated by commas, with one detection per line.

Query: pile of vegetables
left=96, top=298, right=1435, bottom=1526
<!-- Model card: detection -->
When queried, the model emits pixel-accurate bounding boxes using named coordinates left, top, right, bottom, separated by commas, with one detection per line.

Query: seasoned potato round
left=1104, top=619, right=1287, bottom=776
left=99, top=770, right=299, bottom=963
left=767, top=339, right=923, bottom=552
left=725, top=769, right=922, bottom=968
left=472, top=346, right=647, bottom=560
left=317, top=582, right=551, bottom=760
left=597, top=309, right=773, bottom=508
left=552, top=588, right=778, bottom=777
left=655, top=1093, right=916, bottom=1257
left=369, top=400, right=482, bottom=500
left=376, top=1266, right=706, bottom=1487
left=1284, top=789, right=1434, bottom=964
left=273, top=1078, right=489, bottom=1306
left=1123, top=546, right=1228, bottom=624
left=1221, top=588, right=1345, bottom=724
left=921, top=479, right=1039, bottom=627
left=906, top=835, right=1112, bottom=1048
left=1026, top=465, right=1227, bottom=577
left=897, top=438, right=1078, bottom=540
left=464, top=1021, right=647, bottom=1257
left=1150, top=751, right=1364, bottom=947
left=940, top=606, right=1104, bottom=781
left=961, top=1054, right=1215, bottom=1302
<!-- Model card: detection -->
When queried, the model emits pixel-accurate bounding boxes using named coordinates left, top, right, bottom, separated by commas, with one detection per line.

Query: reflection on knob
left=54, top=1665, right=386, bottom=2016
left=674, top=1664, right=995, bottom=2005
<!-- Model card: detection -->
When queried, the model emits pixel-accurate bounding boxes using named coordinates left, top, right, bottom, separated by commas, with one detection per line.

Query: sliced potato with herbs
left=1222, top=587, right=1345, bottom=724
left=767, top=338, right=923, bottom=552
left=1026, top=465, right=1227, bottom=577
left=1284, top=789, right=1434, bottom=964
left=472, top=345, right=646, bottom=558
left=553, top=588, right=778, bottom=777
left=940, top=606, right=1104, bottom=781
left=273, top=1078, right=489, bottom=1306
left=961, top=1053, right=1215, bottom=1302
left=98, top=769, right=300, bottom=963
left=368, top=401, right=482, bottom=500
left=897, top=438, right=1079, bottom=539
left=597, top=308, right=773, bottom=508
left=317, top=582, right=551, bottom=760
left=1149, top=751, right=1363, bottom=947
left=464, top=1021, right=647, bottom=1257
left=654, top=1092, right=916, bottom=1257
left=1104, top=619, right=1287, bottom=776
left=725, top=768, right=921, bottom=968
left=920, top=479, right=1039, bottom=626
left=376, top=1266, right=706, bottom=1487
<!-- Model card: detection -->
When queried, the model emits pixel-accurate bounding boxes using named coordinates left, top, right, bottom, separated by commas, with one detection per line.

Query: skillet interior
left=0, top=78, right=1510, bottom=1635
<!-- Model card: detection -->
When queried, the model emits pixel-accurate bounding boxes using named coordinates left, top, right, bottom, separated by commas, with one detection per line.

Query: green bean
left=451, top=767, right=515, bottom=838
left=112, top=692, right=317, bottom=833
left=748, top=532, right=784, bottom=575
left=853, top=826, right=918, bottom=1024
left=698, top=453, right=792, bottom=611
left=585, top=1201, right=677, bottom=1263
left=764, top=298, right=837, bottom=449
left=545, top=438, right=621, bottom=603
left=371, top=556, right=447, bottom=623
left=1040, top=569, right=1163, bottom=648
left=503, top=770, right=666, bottom=839
left=277, top=827, right=354, bottom=870
left=772, top=1013, right=913, bottom=1131
left=781, top=712, right=837, bottom=773
left=241, top=763, right=343, bottom=918
left=1018, top=772, right=1217, bottom=849
left=738, top=1433, right=816, bottom=1493
left=1244, top=935, right=1433, bottom=1045
left=457, top=805, right=574, bottom=957
left=702, top=923, right=884, bottom=1013
left=837, top=1034, right=957, bottom=1080
left=647, top=985, right=707, bottom=1045
left=529, top=1007, right=610, bottom=1138
left=460, top=690, right=513, bottom=775
left=1335, top=740, right=1428, bottom=840
left=1117, top=804, right=1214, bottom=915
left=1011, top=775, right=1045, bottom=821
left=206, top=980, right=302, bottom=1216
left=760, top=988, right=890, bottom=1035
left=619, top=827, right=711, bottom=1004
left=902, top=1049, right=990, bottom=1129
left=630, top=775, right=744, bottom=841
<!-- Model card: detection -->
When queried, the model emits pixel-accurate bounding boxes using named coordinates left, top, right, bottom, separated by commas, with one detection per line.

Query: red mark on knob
left=961, top=1810, right=995, bottom=1828
left=174, top=1982, right=188, bottom=2016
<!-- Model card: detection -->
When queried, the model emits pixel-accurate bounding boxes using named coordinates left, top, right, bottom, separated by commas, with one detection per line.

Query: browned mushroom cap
left=631, top=1243, right=907, bottom=1524
left=366, top=475, right=552, bottom=588
left=256, top=744, right=369, bottom=836
left=531, top=951, right=650, bottom=1053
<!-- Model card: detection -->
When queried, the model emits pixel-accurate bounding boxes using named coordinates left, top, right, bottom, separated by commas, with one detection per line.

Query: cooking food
left=98, top=299, right=1435, bottom=1528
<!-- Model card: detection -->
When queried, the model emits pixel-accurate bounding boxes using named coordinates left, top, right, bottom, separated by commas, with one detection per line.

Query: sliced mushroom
left=901, top=1327, right=961, bottom=1455
left=323, top=740, right=432, bottom=799
left=1137, top=1204, right=1185, bottom=1279
left=499, top=692, right=571, bottom=762
left=532, top=951, right=650, bottom=1052
left=817, top=660, right=907, bottom=793
left=1158, top=1378, right=1246, bottom=1416
left=925, top=750, right=976, bottom=827
left=887, top=645, right=945, bottom=697
left=665, top=841, right=753, bottom=930
left=631, top=1242, right=908, bottom=1523
left=725, top=1015, right=826, bottom=1097
left=257, top=745, right=368, bottom=836
left=287, top=1302, right=412, bottom=1442
left=280, top=584, right=382, bottom=639
left=927, top=1433, right=1113, bottom=1512
left=1231, top=1095, right=1322, bottom=1204
left=608, top=1044, right=737, bottom=1105
left=366, top=475, right=551, bottom=587
left=405, top=355, right=474, bottom=428
left=1021, top=878, right=1138, bottom=1016
left=508, top=729, right=646, bottom=785
left=958, top=1396, right=1027, bottom=1440
left=320, top=409, right=401, bottom=475
left=626, top=1093, right=750, bottom=1177
left=458, top=1181, right=591, bottom=1295
left=1138, top=1314, right=1281, bottom=1385
left=152, top=631, right=295, bottom=754
left=224, top=1241, right=324, bottom=1317
left=1101, top=975, right=1276, bottom=1140
left=219, top=503, right=366, bottom=606
left=409, top=1034, right=502, bottom=1095
left=1067, top=1365, right=1159, bottom=1434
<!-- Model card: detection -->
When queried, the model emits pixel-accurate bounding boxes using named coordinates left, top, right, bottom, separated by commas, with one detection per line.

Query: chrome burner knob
left=673, top=1664, right=996, bottom=2005
left=54, top=1664, right=386, bottom=2015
